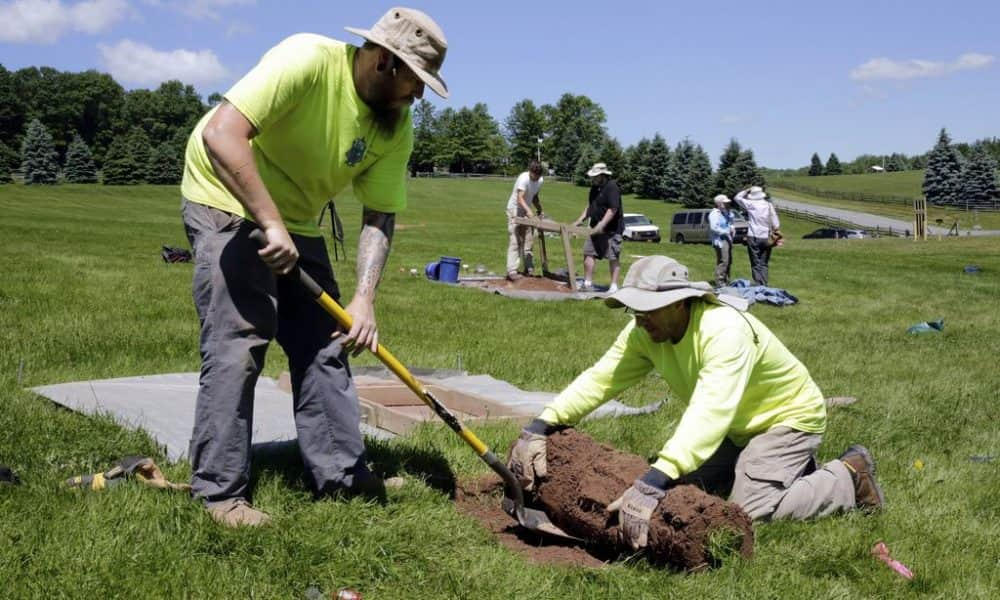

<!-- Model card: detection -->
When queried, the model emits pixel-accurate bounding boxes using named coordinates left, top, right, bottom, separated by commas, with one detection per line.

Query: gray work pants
left=713, top=240, right=732, bottom=287
left=678, top=426, right=856, bottom=521
left=181, top=200, right=370, bottom=503
left=746, top=236, right=772, bottom=286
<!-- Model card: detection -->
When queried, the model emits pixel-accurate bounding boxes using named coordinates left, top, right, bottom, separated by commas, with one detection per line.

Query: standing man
left=733, top=185, right=781, bottom=286
left=573, top=162, right=623, bottom=292
left=708, top=194, right=736, bottom=287
left=179, top=7, right=449, bottom=527
left=505, top=160, right=544, bottom=281
left=509, top=256, right=884, bottom=550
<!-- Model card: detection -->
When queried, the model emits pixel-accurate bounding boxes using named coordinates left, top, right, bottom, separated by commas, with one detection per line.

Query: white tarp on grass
left=31, top=370, right=662, bottom=462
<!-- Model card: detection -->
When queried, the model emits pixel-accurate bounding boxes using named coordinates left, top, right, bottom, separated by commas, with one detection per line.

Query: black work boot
left=840, top=445, right=885, bottom=510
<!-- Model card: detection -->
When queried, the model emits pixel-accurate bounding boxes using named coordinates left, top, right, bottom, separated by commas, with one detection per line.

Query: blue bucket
left=424, top=261, right=440, bottom=280
left=438, top=256, right=461, bottom=283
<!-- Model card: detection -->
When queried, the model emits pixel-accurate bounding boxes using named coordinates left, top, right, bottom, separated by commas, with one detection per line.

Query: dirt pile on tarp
left=537, top=429, right=753, bottom=569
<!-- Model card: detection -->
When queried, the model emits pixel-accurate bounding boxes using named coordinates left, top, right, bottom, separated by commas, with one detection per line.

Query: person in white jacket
left=733, top=186, right=781, bottom=285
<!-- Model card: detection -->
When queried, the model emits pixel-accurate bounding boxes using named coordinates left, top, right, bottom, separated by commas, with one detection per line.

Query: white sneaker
left=608, top=283, right=619, bottom=293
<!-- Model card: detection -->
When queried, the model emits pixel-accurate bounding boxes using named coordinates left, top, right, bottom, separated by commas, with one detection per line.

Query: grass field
left=2, top=179, right=999, bottom=598
left=773, top=171, right=926, bottom=198
left=771, top=170, right=1000, bottom=231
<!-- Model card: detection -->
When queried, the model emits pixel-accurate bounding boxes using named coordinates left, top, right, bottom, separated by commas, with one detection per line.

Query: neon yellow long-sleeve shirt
left=539, top=301, right=827, bottom=479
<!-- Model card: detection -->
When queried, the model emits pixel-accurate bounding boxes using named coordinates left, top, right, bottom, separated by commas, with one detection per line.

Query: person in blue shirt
left=708, top=194, right=736, bottom=287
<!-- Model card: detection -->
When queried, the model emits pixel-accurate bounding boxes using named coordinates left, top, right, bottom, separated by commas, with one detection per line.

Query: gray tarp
left=32, top=370, right=662, bottom=462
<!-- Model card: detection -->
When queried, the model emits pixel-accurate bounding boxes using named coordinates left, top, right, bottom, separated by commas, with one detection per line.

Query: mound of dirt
left=460, top=275, right=575, bottom=293
left=536, top=429, right=753, bottom=569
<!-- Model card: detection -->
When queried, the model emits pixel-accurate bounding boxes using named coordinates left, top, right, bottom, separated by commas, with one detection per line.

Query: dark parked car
left=802, top=227, right=868, bottom=240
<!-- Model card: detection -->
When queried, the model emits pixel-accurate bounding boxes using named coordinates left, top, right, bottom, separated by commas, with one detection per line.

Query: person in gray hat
left=509, top=256, right=883, bottom=550
left=178, top=7, right=448, bottom=527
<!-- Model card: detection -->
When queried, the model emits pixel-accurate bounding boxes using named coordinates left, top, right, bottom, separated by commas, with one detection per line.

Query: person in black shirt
left=572, top=162, right=623, bottom=292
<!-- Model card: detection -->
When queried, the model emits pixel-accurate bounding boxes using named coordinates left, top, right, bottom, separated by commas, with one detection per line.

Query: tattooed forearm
left=356, top=208, right=395, bottom=299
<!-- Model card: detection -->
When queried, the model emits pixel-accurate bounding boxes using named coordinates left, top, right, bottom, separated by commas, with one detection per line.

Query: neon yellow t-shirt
left=539, top=301, right=827, bottom=479
left=181, top=34, right=413, bottom=236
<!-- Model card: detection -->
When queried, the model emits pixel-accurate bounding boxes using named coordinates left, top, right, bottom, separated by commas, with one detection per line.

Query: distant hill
left=771, top=171, right=924, bottom=203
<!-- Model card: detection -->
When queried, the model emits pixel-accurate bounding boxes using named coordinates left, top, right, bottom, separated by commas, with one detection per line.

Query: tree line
left=797, top=135, right=1000, bottom=178
left=0, top=64, right=213, bottom=185
left=922, top=129, right=999, bottom=208
left=412, top=96, right=765, bottom=207
left=2, top=63, right=768, bottom=208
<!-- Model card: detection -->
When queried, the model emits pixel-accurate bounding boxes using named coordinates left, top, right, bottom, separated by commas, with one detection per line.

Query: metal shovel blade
left=501, top=495, right=583, bottom=542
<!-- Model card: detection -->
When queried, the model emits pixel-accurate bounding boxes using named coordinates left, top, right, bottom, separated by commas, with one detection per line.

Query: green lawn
left=774, top=171, right=926, bottom=198
left=770, top=186, right=1000, bottom=231
left=2, top=180, right=999, bottom=598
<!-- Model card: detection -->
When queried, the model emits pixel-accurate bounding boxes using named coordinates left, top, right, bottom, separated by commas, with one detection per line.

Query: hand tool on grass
left=249, top=229, right=578, bottom=541
left=65, top=456, right=190, bottom=491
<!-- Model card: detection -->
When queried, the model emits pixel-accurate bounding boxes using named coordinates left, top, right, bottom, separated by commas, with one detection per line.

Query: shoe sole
left=845, top=444, right=885, bottom=507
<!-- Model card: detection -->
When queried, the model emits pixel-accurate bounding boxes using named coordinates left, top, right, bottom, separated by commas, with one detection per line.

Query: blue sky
left=1, top=0, right=997, bottom=168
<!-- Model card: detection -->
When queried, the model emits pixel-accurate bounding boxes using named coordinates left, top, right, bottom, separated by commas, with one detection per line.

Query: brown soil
left=460, top=275, right=577, bottom=293
left=454, top=477, right=613, bottom=568
left=455, top=429, right=754, bottom=570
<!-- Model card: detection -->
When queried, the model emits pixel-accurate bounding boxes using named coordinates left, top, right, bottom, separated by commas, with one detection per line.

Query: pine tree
left=825, top=153, right=842, bottom=175
left=20, top=118, right=60, bottom=184
left=0, top=139, right=14, bottom=183
left=636, top=135, right=671, bottom=200
left=146, top=140, right=183, bottom=184
left=127, top=127, right=153, bottom=183
left=733, top=150, right=766, bottom=190
left=573, top=144, right=600, bottom=186
left=808, top=152, right=824, bottom=176
left=959, top=145, right=999, bottom=209
left=63, top=133, right=98, bottom=183
left=622, top=139, right=650, bottom=196
left=713, top=138, right=742, bottom=197
left=922, top=128, right=963, bottom=205
left=101, top=136, right=139, bottom=185
left=675, top=141, right=713, bottom=208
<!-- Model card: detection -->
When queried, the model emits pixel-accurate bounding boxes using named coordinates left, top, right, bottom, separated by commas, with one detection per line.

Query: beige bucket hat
left=605, top=256, right=748, bottom=312
left=746, top=185, right=767, bottom=201
left=714, top=194, right=731, bottom=204
left=586, top=162, right=613, bottom=177
left=346, top=7, right=449, bottom=98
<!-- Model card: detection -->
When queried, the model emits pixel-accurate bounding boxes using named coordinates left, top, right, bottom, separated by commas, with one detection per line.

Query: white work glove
left=508, top=419, right=556, bottom=492
left=607, top=473, right=671, bottom=550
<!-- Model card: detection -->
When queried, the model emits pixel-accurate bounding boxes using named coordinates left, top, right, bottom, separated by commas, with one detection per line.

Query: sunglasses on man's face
left=624, top=307, right=652, bottom=320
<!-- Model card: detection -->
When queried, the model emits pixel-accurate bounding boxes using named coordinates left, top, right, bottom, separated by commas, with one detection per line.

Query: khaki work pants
left=505, top=209, right=534, bottom=275
left=679, top=426, right=856, bottom=521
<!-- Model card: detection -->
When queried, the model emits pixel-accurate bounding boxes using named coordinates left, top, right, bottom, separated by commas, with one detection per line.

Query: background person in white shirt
left=505, top=160, right=544, bottom=280
left=734, top=185, right=781, bottom=286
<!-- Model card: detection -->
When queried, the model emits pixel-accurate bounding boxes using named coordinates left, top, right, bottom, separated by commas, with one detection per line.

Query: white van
left=669, top=209, right=749, bottom=244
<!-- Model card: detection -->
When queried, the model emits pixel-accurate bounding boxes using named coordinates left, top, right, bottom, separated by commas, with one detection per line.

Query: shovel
left=249, top=230, right=578, bottom=541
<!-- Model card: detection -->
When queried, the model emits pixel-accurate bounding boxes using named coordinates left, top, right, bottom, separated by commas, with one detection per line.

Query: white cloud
left=142, top=0, right=253, bottom=21
left=850, top=52, right=995, bottom=81
left=225, top=20, right=254, bottom=38
left=99, top=39, right=229, bottom=86
left=0, top=0, right=126, bottom=43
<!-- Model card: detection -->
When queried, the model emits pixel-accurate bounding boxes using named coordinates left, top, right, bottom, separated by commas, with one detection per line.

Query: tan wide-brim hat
left=586, top=162, right=613, bottom=177
left=747, top=185, right=767, bottom=201
left=346, top=7, right=449, bottom=98
left=605, top=256, right=748, bottom=312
